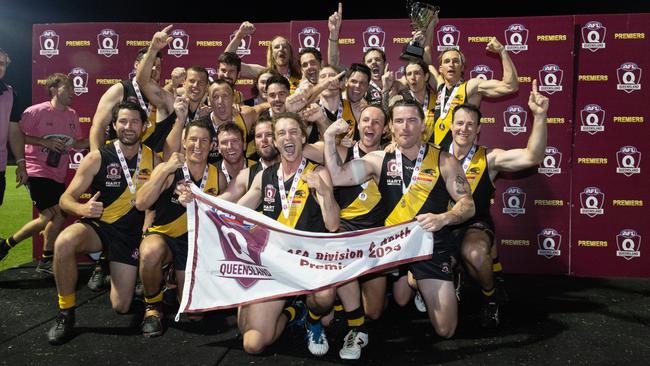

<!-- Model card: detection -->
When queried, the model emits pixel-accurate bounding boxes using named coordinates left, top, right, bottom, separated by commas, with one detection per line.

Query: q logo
left=502, top=186, right=526, bottom=217
left=68, top=67, right=88, bottom=96
left=97, top=28, right=119, bottom=57
left=579, top=187, right=605, bottom=218
left=504, top=23, right=529, bottom=53
left=537, top=228, right=562, bottom=259
left=168, top=29, right=189, bottom=58
left=362, top=25, right=385, bottom=52
left=437, top=25, right=460, bottom=51
left=616, top=146, right=641, bottom=177
left=68, top=149, right=87, bottom=170
left=616, top=229, right=641, bottom=260
left=230, top=32, right=251, bottom=57
left=298, top=27, right=321, bottom=51
left=469, top=64, right=493, bottom=80
left=538, top=146, right=562, bottom=177
left=581, top=21, right=606, bottom=52
left=580, top=104, right=606, bottom=134
left=503, top=105, right=527, bottom=136
left=616, top=62, right=642, bottom=93
left=39, top=30, right=60, bottom=58
left=538, top=64, right=564, bottom=94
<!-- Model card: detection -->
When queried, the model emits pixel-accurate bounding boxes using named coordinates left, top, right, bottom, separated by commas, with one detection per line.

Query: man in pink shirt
left=0, top=48, right=24, bottom=207
left=0, top=73, right=88, bottom=273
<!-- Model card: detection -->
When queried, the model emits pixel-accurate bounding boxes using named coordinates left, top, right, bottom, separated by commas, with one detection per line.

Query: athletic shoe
left=305, top=320, right=329, bottom=356
left=494, top=272, right=510, bottom=304
left=339, top=328, right=369, bottom=360
left=35, top=258, right=54, bottom=275
left=87, top=265, right=108, bottom=291
left=142, top=303, right=164, bottom=338
left=0, top=238, right=10, bottom=262
left=414, top=291, right=427, bottom=313
left=480, top=301, right=500, bottom=328
left=47, top=310, right=75, bottom=345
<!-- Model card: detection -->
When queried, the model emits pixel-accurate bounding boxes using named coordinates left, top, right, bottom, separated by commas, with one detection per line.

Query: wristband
left=15, top=158, right=25, bottom=164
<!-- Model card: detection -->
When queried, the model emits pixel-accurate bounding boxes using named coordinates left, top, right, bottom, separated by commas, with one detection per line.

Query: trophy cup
left=400, top=0, right=440, bottom=60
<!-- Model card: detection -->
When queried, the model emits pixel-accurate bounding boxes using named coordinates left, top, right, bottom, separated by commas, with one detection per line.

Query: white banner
left=179, top=185, right=433, bottom=314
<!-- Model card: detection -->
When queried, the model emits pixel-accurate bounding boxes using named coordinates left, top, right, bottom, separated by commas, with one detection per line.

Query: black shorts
left=81, top=219, right=142, bottom=266
left=143, top=231, right=188, bottom=270
left=450, top=216, right=495, bottom=253
left=0, top=170, right=5, bottom=205
left=26, top=177, right=65, bottom=211
left=409, top=248, right=456, bottom=282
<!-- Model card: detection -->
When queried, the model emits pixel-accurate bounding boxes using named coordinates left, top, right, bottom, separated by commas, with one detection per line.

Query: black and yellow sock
left=58, top=293, right=76, bottom=310
left=144, top=291, right=163, bottom=305
left=3, top=237, right=17, bottom=250
left=307, top=309, right=321, bottom=324
left=333, top=298, right=344, bottom=313
left=345, top=306, right=365, bottom=330
left=282, top=305, right=297, bottom=322
left=42, top=250, right=54, bottom=260
left=482, top=287, right=495, bottom=300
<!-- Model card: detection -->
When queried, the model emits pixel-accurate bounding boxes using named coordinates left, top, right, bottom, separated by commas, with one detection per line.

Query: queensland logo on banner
left=469, top=65, right=493, bottom=80
left=230, top=32, right=251, bottom=57
left=538, top=64, right=563, bottom=94
left=298, top=27, right=321, bottom=51
left=503, top=105, right=527, bottom=136
left=538, top=146, right=562, bottom=177
left=616, top=146, right=641, bottom=177
left=437, top=25, right=460, bottom=51
left=505, top=24, right=529, bottom=53
left=97, top=28, right=119, bottom=57
left=580, top=104, right=606, bottom=134
left=616, top=229, right=641, bottom=260
left=537, top=228, right=562, bottom=259
left=39, top=30, right=60, bottom=58
left=362, top=26, right=385, bottom=52
left=581, top=21, right=606, bottom=52
left=579, top=186, right=605, bottom=218
left=179, top=186, right=433, bottom=312
left=616, top=62, right=642, bottom=93
left=68, top=67, right=88, bottom=96
left=168, top=29, right=190, bottom=58
left=502, top=186, right=526, bottom=217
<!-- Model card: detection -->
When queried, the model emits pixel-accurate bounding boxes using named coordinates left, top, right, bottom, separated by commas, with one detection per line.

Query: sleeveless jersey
left=433, top=81, right=468, bottom=150
left=261, top=160, right=326, bottom=232
left=342, top=99, right=360, bottom=141
left=462, top=145, right=495, bottom=222
left=420, top=88, right=438, bottom=144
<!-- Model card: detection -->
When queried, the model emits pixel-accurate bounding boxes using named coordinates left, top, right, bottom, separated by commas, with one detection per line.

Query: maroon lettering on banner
left=31, top=14, right=650, bottom=278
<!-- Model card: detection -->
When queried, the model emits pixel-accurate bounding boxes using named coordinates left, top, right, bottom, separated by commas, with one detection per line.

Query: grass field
left=0, top=165, right=33, bottom=271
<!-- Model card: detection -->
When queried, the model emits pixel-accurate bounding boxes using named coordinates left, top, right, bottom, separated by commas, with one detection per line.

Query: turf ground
left=0, top=165, right=33, bottom=271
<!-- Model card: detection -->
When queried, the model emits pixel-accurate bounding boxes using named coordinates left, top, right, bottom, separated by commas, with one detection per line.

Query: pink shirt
left=20, top=101, right=82, bottom=183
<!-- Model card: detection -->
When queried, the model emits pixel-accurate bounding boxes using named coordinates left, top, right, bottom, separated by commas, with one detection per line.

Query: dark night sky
left=1, top=0, right=649, bottom=112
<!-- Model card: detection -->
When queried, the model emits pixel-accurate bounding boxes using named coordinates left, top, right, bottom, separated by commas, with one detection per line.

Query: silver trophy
left=400, top=0, right=440, bottom=60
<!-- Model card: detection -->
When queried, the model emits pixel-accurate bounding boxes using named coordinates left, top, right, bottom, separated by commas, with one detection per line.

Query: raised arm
left=327, top=2, right=342, bottom=67
left=135, top=24, right=174, bottom=114
left=468, top=37, right=519, bottom=98
left=304, top=166, right=340, bottom=232
left=163, top=95, right=189, bottom=161
left=89, top=83, right=123, bottom=151
left=489, top=79, right=548, bottom=174
left=323, top=119, right=382, bottom=186
left=225, top=22, right=265, bottom=79
left=59, top=150, right=102, bottom=217
left=135, top=152, right=182, bottom=211
left=417, top=151, right=475, bottom=231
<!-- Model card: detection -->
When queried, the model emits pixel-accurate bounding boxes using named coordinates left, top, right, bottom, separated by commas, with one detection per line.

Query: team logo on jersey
left=581, top=21, right=606, bottom=52
left=207, top=209, right=272, bottom=288
left=538, top=64, right=564, bottom=94
left=298, top=27, right=321, bottom=51
left=579, top=186, right=604, bottom=218
left=263, top=184, right=276, bottom=203
left=616, top=62, right=642, bottom=93
left=230, top=31, right=251, bottom=57
left=437, top=25, right=460, bottom=51
left=469, top=64, right=493, bottom=80
left=39, top=30, right=60, bottom=58
left=386, top=159, right=400, bottom=178
left=538, top=146, right=562, bottom=177
left=97, top=28, right=119, bottom=57
left=502, top=186, right=526, bottom=217
left=168, top=29, right=190, bottom=58
left=616, top=229, right=641, bottom=260
left=68, top=67, right=88, bottom=96
left=503, top=105, right=528, bottom=136
left=537, top=228, right=562, bottom=259
left=106, top=163, right=122, bottom=180
left=616, top=146, right=641, bottom=177
left=504, top=24, right=529, bottom=53
left=362, top=26, right=385, bottom=52
left=580, top=104, right=605, bottom=134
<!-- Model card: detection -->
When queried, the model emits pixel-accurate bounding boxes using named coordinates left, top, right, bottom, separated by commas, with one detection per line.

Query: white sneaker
left=305, top=321, right=329, bottom=356
left=339, top=328, right=369, bottom=360
left=414, top=291, right=427, bottom=313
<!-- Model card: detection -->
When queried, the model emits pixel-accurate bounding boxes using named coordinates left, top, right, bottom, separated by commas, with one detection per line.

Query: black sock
left=345, top=306, right=366, bottom=331
left=42, top=250, right=54, bottom=260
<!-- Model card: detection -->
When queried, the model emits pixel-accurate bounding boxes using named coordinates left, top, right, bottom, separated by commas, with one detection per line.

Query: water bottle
left=46, top=149, right=62, bottom=167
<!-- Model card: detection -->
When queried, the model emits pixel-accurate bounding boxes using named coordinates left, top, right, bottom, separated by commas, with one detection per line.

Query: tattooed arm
left=416, top=151, right=475, bottom=231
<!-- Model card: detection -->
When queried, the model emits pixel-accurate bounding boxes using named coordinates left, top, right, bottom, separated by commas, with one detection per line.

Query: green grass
left=0, top=165, right=33, bottom=271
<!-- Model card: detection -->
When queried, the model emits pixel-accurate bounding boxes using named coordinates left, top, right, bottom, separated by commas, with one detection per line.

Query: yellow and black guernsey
left=432, top=81, right=468, bottom=150
left=199, top=113, right=250, bottom=164
left=94, top=143, right=154, bottom=232
left=148, top=165, right=220, bottom=238
left=342, top=99, right=360, bottom=141
left=421, top=88, right=438, bottom=145
left=262, top=160, right=326, bottom=232
left=380, top=144, right=453, bottom=245
left=336, top=147, right=385, bottom=231
left=462, top=145, right=496, bottom=228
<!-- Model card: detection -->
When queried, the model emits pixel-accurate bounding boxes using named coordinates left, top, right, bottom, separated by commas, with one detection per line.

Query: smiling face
left=319, top=66, right=343, bottom=98
left=217, top=129, right=244, bottom=165
left=390, top=105, right=425, bottom=149
left=217, top=62, right=239, bottom=84
left=113, top=108, right=146, bottom=146
left=346, top=70, right=369, bottom=103
left=451, top=108, right=480, bottom=147
left=364, top=49, right=385, bottom=81
left=257, top=72, right=273, bottom=99
left=183, top=125, right=212, bottom=164
left=271, top=37, right=290, bottom=67
left=300, top=52, right=321, bottom=85
left=182, top=69, right=209, bottom=103
left=274, top=117, right=306, bottom=163
left=254, top=121, right=277, bottom=161
left=266, top=82, right=289, bottom=114
left=358, top=106, right=385, bottom=150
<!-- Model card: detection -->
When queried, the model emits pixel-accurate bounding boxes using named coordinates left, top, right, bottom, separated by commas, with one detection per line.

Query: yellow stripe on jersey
left=276, top=162, right=317, bottom=228
left=342, top=99, right=357, bottom=136
left=101, top=146, right=154, bottom=224
left=433, top=81, right=468, bottom=146
left=140, top=106, right=159, bottom=142
left=385, top=148, right=441, bottom=225
left=340, top=179, right=381, bottom=220
left=465, top=146, right=494, bottom=194
left=422, top=89, right=438, bottom=143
